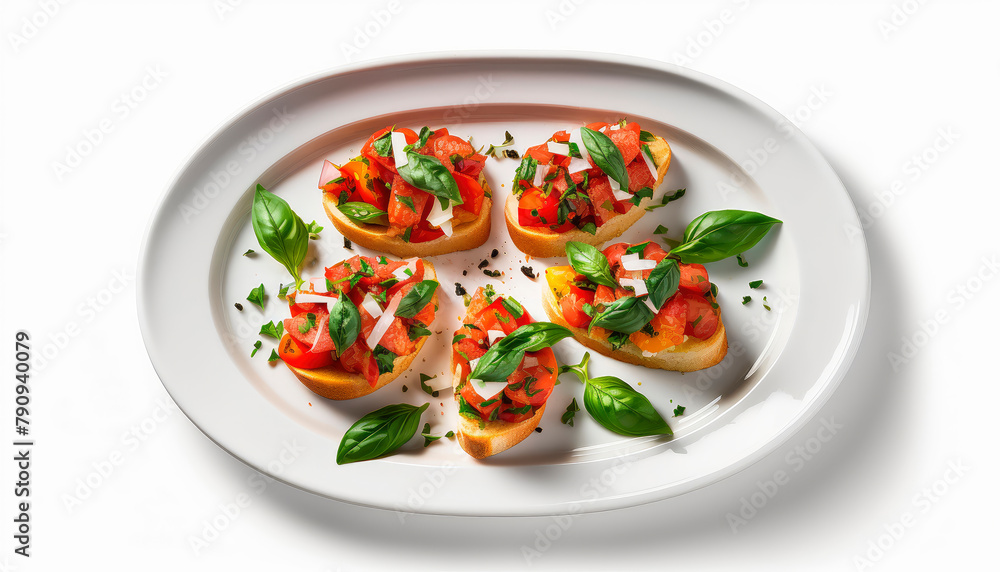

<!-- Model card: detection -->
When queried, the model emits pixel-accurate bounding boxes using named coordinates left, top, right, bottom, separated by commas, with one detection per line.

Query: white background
left=2, top=0, right=998, bottom=570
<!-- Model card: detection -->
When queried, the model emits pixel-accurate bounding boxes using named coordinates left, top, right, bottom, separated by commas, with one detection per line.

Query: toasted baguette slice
left=541, top=282, right=728, bottom=372
left=506, top=136, right=672, bottom=258
left=284, top=262, right=438, bottom=400
left=453, top=398, right=547, bottom=459
left=323, top=174, right=492, bottom=258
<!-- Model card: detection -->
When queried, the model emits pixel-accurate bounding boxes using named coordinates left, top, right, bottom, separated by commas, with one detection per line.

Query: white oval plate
left=138, top=53, right=868, bottom=516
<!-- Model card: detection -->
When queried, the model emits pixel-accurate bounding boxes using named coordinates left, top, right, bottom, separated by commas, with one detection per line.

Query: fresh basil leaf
left=306, top=220, right=323, bottom=240
left=501, top=297, right=524, bottom=319
left=452, top=333, right=469, bottom=344
left=328, top=296, right=361, bottom=356
left=625, top=242, right=651, bottom=255
left=251, top=185, right=308, bottom=288
left=394, top=280, right=438, bottom=319
left=277, top=282, right=292, bottom=300
left=584, top=376, right=672, bottom=437
left=653, top=225, right=669, bottom=235
left=250, top=340, right=262, bottom=357
left=370, top=345, right=396, bottom=375
left=408, top=324, right=432, bottom=341
left=565, top=242, right=617, bottom=289
left=398, top=194, right=416, bottom=213
left=336, top=403, right=428, bottom=464
left=607, top=331, right=630, bottom=351
left=298, top=312, right=316, bottom=334
left=507, top=403, right=533, bottom=415
left=419, top=373, right=438, bottom=396
left=671, top=210, right=782, bottom=264
left=371, top=131, right=393, bottom=157
left=750, top=280, right=763, bottom=289
left=471, top=323, right=573, bottom=382
left=337, top=202, right=388, bottom=224
left=661, top=188, right=686, bottom=205
left=401, top=227, right=412, bottom=242
left=639, top=130, right=656, bottom=142
left=412, top=126, right=433, bottom=150
left=561, top=398, right=580, bottom=426
left=580, top=127, right=629, bottom=190
left=589, top=296, right=655, bottom=335
left=629, top=186, right=654, bottom=207
left=742, top=295, right=752, bottom=305
left=457, top=394, right=483, bottom=424
left=646, top=258, right=680, bottom=308
left=259, top=320, right=284, bottom=340
left=243, top=249, right=255, bottom=256
left=736, top=253, right=749, bottom=267
left=268, top=349, right=279, bottom=362
left=247, top=283, right=266, bottom=309
left=397, top=152, right=462, bottom=205
left=580, top=222, right=597, bottom=235
left=513, top=156, right=538, bottom=188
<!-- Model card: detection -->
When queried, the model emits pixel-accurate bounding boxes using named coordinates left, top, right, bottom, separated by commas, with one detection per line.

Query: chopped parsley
left=250, top=340, right=262, bottom=357
left=673, top=405, right=685, bottom=417
left=742, top=296, right=752, bottom=305
left=749, top=280, right=764, bottom=289
left=246, top=284, right=266, bottom=309
left=561, top=398, right=580, bottom=427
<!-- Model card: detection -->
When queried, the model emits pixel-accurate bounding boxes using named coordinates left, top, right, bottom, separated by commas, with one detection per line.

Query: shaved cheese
left=567, top=156, right=591, bottom=173
left=293, top=293, right=337, bottom=306
left=642, top=350, right=656, bottom=357
left=547, top=141, right=571, bottom=156
left=361, top=293, right=383, bottom=318
left=426, top=197, right=453, bottom=227
left=439, top=218, right=453, bottom=237
left=470, top=378, right=509, bottom=400
left=468, top=357, right=480, bottom=372
left=619, top=278, right=648, bottom=297
left=599, top=125, right=608, bottom=133
left=612, top=187, right=632, bottom=202
left=307, top=277, right=328, bottom=294
left=609, top=123, right=622, bottom=131
left=487, top=330, right=506, bottom=345
left=390, top=131, right=409, bottom=168
left=567, top=128, right=591, bottom=173
left=308, top=314, right=330, bottom=353
left=522, top=355, right=539, bottom=368
left=532, top=165, right=547, bottom=187
left=643, top=297, right=660, bottom=314
left=621, top=253, right=657, bottom=271
left=640, top=146, right=658, bottom=178
left=392, top=259, right=418, bottom=281
left=365, top=292, right=402, bottom=349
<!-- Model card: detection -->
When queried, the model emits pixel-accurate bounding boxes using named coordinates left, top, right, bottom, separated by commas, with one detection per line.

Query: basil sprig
left=328, top=295, right=361, bottom=357
left=336, top=403, right=428, bottom=465
left=251, top=184, right=309, bottom=288
left=513, top=156, right=538, bottom=189
left=394, top=280, right=438, bottom=319
left=560, top=353, right=672, bottom=437
left=589, top=296, right=655, bottom=335
left=397, top=152, right=462, bottom=205
left=646, top=258, right=680, bottom=309
left=338, top=202, right=388, bottom=225
left=470, top=322, right=573, bottom=382
left=565, top=242, right=617, bottom=289
left=580, top=127, right=629, bottom=191
left=670, top=210, right=782, bottom=264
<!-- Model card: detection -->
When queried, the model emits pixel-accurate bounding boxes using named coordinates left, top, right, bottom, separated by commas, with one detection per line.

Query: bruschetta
left=450, top=286, right=571, bottom=458
left=277, top=255, right=439, bottom=400
left=542, top=241, right=728, bottom=372
left=320, top=126, right=492, bottom=257
left=506, top=121, right=672, bottom=258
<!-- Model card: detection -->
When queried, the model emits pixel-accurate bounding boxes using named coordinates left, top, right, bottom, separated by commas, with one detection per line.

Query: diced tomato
left=641, top=242, right=669, bottom=263
left=629, top=296, right=686, bottom=353
left=318, top=160, right=349, bottom=193
left=607, top=127, right=640, bottom=165
left=373, top=318, right=412, bottom=357
left=385, top=260, right=425, bottom=299
left=602, top=243, right=629, bottom=269
left=683, top=292, right=719, bottom=340
left=277, top=334, right=335, bottom=370
left=466, top=287, right=493, bottom=318
left=456, top=153, right=486, bottom=178
left=433, top=135, right=475, bottom=172
left=586, top=176, right=618, bottom=225
left=284, top=310, right=328, bottom=348
left=552, top=130, right=570, bottom=143
left=585, top=122, right=610, bottom=132
left=594, top=285, right=616, bottom=308
left=453, top=171, right=484, bottom=216
left=626, top=157, right=656, bottom=193
left=679, top=263, right=712, bottom=295
left=453, top=337, right=486, bottom=367
left=559, top=284, right=594, bottom=328
left=524, top=143, right=553, bottom=164
left=360, top=127, right=392, bottom=157
left=407, top=220, right=446, bottom=243
left=518, top=187, right=560, bottom=227
left=503, top=349, right=557, bottom=406
left=459, top=382, right=502, bottom=420
left=339, top=340, right=379, bottom=386
left=387, top=176, right=432, bottom=230
left=497, top=401, right=535, bottom=423
left=475, top=301, right=519, bottom=335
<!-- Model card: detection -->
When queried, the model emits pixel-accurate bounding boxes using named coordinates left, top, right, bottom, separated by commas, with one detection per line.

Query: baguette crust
left=506, top=136, right=672, bottom=258
left=283, top=262, right=438, bottom=400
left=323, top=174, right=493, bottom=258
left=541, top=281, right=728, bottom=372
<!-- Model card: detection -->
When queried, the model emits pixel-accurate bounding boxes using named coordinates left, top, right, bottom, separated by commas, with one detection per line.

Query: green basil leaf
left=471, top=322, right=573, bottom=382
left=411, top=126, right=433, bottom=150
left=589, top=296, right=655, bottom=335
left=306, top=220, right=323, bottom=239
left=646, top=258, right=680, bottom=308
left=629, top=186, right=654, bottom=207
left=246, top=283, right=266, bottom=309
left=336, top=403, right=428, bottom=464
left=513, top=156, right=538, bottom=188
left=251, top=185, right=308, bottom=287
left=259, top=320, right=283, bottom=340
left=408, top=325, right=432, bottom=341
left=328, top=295, right=361, bottom=357
left=625, top=242, right=651, bottom=255
left=561, top=398, right=580, bottom=426
left=397, top=152, right=462, bottom=205
left=661, top=188, right=686, bottom=205
left=501, top=297, right=524, bottom=319
left=250, top=340, right=262, bottom=357
left=398, top=194, right=416, bottom=213
left=580, top=222, right=597, bottom=235
left=639, top=130, right=656, bottom=142
left=267, top=349, right=279, bottom=362
left=565, top=241, right=617, bottom=289
left=371, top=131, right=393, bottom=157
left=337, top=202, right=388, bottom=224
left=580, top=127, right=629, bottom=190
left=373, top=345, right=397, bottom=375
left=671, top=210, right=782, bottom=264
left=394, top=280, right=438, bottom=319
left=583, top=376, right=672, bottom=437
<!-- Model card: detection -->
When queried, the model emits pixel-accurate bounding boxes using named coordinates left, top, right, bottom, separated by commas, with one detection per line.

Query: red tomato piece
left=594, top=285, right=616, bottom=308
left=376, top=317, right=413, bottom=356
left=626, top=157, right=656, bottom=193
left=518, top=187, right=559, bottom=227
left=459, top=382, right=502, bottom=420
left=433, top=135, right=475, bottom=172
left=453, top=171, right=484, bottom=216
left=678, top=263, right=712, bottom=295
left=388, top=175, right=432, bottom=230
left=497, top=401, right=535, bottom=423
left=339, top=340, right=379, bottom=386
left=559, top=284, right=595, bottom=328
left=607, top=127, right=640, bottom=165
left=503, top=349, right=557, bottom=406
left=524, top=143, right=553, bottom=165
left=683, top=292, right=719, bottom=340
left=586, top=176, right=618, bottom=225
left=277, top=334, right=335, bottom=370
left=283, top=310, right=328, bottom=348
left=456, top=153, right=486, bottom=178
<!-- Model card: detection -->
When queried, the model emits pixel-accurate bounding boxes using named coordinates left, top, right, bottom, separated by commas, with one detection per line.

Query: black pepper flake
left=477, top=259, right=489, bottom=269
left=402, top=385, right=408, bottom=392
left=534, top=427, right=542, bottom=433
left=462, top=270, right=467, bottom=276
left=503, top=149, right=520, bottom=159
left=454, top=282, right=467, bottom=296
left=234, top=302, right=244, bottom=311
left=343, top=237, right=353, bottom=250
left=520, top=266, right=536, bottom=279
left=490, top=249, right=499, bottom=258
left=483, top=269, right=502, bottom=278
